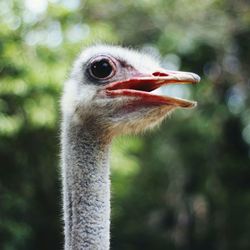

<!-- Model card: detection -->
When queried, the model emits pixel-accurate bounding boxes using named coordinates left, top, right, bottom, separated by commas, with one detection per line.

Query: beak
left=103, top=69, right=200, bottom=108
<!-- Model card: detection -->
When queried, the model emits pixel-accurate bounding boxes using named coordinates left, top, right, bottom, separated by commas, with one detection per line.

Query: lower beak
left=103, top=69, right=200, bottom=108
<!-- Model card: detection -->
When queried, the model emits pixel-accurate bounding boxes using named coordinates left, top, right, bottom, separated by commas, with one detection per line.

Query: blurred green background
left=1, top=0, right=250, bottom=249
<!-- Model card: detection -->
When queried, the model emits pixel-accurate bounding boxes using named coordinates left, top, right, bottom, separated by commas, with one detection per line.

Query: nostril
left=152, top=71, right=169, bottom=77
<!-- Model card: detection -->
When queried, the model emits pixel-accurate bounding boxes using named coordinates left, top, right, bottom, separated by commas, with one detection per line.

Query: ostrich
left=61, top=45, right=200, bottom=250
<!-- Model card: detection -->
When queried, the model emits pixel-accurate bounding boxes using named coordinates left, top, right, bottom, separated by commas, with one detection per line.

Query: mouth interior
left=121, top=81, right=193, bottom=104
left=124, top=80, right=160, bottom=92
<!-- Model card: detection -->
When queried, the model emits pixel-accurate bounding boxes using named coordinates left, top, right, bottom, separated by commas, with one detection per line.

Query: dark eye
left=89, top=57, right=115, bottom=80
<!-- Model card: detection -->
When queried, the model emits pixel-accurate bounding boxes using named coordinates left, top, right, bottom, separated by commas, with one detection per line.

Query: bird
left=60, top=44, right=200, bottom=250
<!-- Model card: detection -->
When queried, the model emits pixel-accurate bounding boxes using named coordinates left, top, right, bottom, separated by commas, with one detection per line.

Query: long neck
left=61, top=120, right=111, bottom=250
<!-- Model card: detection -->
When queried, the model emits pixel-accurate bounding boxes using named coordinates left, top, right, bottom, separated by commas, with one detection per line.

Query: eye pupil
left=90, top=59, right=113, bottom=79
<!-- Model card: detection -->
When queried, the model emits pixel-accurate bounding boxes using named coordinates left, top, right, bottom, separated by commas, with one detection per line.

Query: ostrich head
left=62, top=45, right=200, bottom=138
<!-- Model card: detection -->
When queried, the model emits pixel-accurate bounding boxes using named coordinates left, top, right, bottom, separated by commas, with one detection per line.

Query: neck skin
left=61, top=118, right=111, bottom=250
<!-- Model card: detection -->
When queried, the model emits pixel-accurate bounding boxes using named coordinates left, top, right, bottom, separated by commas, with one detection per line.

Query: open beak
left=103, top=69, right=200, bottom=108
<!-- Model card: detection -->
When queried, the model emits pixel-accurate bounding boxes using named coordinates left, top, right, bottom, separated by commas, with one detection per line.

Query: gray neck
left=61, top=120, right=111, bottom=250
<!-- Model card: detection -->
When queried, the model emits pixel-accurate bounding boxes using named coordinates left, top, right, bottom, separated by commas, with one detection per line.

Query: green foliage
left=1, top=0, right=250, bottom=249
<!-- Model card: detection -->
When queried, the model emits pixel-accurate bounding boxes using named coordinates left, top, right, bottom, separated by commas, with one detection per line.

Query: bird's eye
left=89, top=57, right=115, bottom=80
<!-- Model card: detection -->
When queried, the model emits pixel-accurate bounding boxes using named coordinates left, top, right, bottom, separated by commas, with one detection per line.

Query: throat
left=61, top=124, right=111, bottom=250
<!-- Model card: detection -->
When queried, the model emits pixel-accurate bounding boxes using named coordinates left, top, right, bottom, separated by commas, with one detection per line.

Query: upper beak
left=103, top=69, right=200, bottom=108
